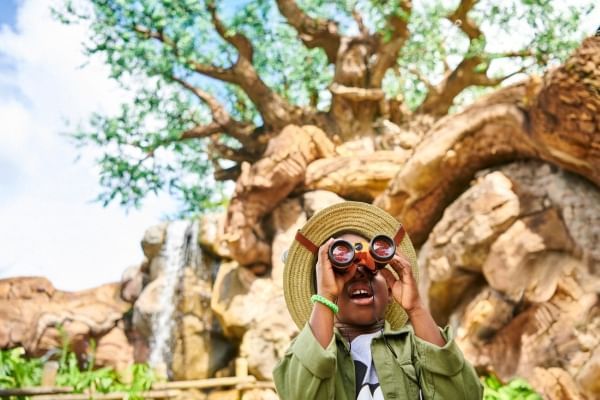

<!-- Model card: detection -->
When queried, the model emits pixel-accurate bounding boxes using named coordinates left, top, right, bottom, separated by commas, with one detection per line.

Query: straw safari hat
left=283, top=201, right=418, bottom=330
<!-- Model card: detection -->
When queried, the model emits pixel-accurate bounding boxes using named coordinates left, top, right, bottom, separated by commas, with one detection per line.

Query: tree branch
left=187, top=60, right=238, bottom=82
left=172, top=77, right=229, bottom=124
left=447, top=0, right=482, bottom=40
left=352, top=8, right=369, bottom=38
left=471, top=64, right=531, bottom=86
left=181, top=123, right=223, bottom=140
left=209, top=141, right=258, bottom=164
left=206, top=0, right=253, bottom=61
left=493, top=49, right=534, bottom=59
left=135, top=21, right=299, bottom=129
left=417, top=56, right=483, bottom=115
left=370, top=1, right=412, bottom=86
left=407, top=66, right=437, bottom=93
left=417, top=0, right=536, bottom=117
left=201, top=1, right=305, bottom=129
left=133, top=25, right=237, bottom=82
left=172, top=77, right=252, bottom=132
left=275, top=0, right=341, bottom=63
left=418, top=58, right=531, bottom=116
left=329, top=82, right=385, bottom=101
left=416, top=0, right=487, bottom=115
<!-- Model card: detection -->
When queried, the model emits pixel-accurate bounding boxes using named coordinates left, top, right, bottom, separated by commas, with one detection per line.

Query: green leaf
left=54, top=0, right=596, bottom=214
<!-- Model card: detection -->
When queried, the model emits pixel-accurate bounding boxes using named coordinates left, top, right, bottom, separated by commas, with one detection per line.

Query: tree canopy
left=57, top=0, right=596, bottom=214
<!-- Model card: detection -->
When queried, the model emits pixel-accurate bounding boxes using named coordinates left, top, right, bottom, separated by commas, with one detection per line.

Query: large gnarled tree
left=61, top=0, right=598, bottom=266
left=58, top=1, right=600, bottom=396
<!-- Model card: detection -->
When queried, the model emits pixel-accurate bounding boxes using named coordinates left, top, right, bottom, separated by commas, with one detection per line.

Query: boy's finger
left=338, top=264, right=357, bottom=284
left=317, top=238, right=334, bottom=263
left=387, top=253, right=407, bottom=277
left=379, top=268, right=397, bottom=289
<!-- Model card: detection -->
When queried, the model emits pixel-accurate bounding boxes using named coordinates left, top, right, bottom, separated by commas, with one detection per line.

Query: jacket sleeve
left=412, top=326, right=483, bottom=400
left=273, top=323, right=338, bottom=400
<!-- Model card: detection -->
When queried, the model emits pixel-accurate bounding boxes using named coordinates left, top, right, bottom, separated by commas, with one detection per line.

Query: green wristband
left=311, top=294, right=339, bottom=314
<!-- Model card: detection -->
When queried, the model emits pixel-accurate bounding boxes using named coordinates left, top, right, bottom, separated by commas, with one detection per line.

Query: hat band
left=295, top=226, right=406, bottom=255
left=393, top=226, right=406, bottom=245
left=295, top=231, right=319, bottom=254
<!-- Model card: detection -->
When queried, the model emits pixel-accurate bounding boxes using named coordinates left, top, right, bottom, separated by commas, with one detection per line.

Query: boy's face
left=334, top=232, right=392, bottom=326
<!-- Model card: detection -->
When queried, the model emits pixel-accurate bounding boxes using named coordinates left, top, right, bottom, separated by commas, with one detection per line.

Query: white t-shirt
left=350, top=332, right=423, bottom=400
left=350, top=332, right=384, bottom=400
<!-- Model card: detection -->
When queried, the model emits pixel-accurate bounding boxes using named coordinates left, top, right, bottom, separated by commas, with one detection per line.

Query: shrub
left=0, top=343, right=155, bottom=400
left=483, top=374, right=542, bottom=400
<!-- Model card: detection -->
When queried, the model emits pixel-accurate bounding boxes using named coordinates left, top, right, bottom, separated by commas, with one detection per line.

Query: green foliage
left=0, top=348, right=43, bottom=390
left=55, top=0, right=596, bottom=215
left=126, top=363, right=156, bottom=398
left=482, top=374, right=542, bottom=400
left=55, top=352, right=120, bottom=393
left=70, top=79, right=224, bottom=213
left=230, top=1, right=334, bottom=110
left=54, top=352, right=154, bottom=398
left=0, top=343, right=155, bottom=400
left=386, top=0, right=595, bottom=110
left=384, top=1, right=453, bottom=109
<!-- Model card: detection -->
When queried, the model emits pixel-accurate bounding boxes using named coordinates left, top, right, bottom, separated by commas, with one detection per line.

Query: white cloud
left=1, top=0, right=596, bottom=290
left=0, top=99, right=29, bottom=147
left=0, top=0, right=177, bottom=291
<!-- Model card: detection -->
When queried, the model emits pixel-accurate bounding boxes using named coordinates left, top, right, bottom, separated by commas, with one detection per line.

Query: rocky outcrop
left=133, top=220, right=234, bottom=380
left=208, top=190, right=344, bottom=380
left=419, top=161, right=600, bottom=399
left=1, top=161, right=597, bottom=399
left=224, top=125, right=336, bottom=269
left=0, top=277, right=133, bottom=371
left=211, top=260, right=297, bottom=380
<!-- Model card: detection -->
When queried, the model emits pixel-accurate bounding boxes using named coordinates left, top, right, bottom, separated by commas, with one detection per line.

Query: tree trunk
left=375, top=36, right=600, bottom=246
left=224, top=125, right=335, bottom=267
left=224, top=36, right=599, bottom=267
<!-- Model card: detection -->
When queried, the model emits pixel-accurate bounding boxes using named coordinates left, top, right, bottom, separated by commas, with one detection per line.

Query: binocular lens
left=330, top=240, right=354, bottom=267
left=328, top=235, right=396, bottom=272
left=370, top=235, right=395, bottom=262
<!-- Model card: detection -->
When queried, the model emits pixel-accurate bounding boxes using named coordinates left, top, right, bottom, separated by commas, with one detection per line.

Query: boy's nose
left=354, top=265, right=375, bottom=278
left=353, top=251, right=376, bottom=271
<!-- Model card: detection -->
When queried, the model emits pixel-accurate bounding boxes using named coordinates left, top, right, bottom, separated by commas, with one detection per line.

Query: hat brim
left=283, top=201, right=418, bottom=330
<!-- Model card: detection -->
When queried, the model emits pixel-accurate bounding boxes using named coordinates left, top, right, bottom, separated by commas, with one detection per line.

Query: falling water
left=148, top=219, right=200, bottom=375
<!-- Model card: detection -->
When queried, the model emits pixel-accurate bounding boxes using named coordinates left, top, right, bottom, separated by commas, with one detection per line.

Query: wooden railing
left=0, top=358, right=276, bottom=400
left=0, top=377, right=275, bottom=399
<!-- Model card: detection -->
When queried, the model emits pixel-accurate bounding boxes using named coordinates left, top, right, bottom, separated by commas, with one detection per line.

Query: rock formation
left=419, top=162, right=600, bottom=399
left=0, top=36, right=598, bottom=400
left=0, top=277, right=133, bottom=371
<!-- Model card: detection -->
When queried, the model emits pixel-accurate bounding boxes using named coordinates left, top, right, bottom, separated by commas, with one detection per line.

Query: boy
left=273, top=201, right=482, bottom=399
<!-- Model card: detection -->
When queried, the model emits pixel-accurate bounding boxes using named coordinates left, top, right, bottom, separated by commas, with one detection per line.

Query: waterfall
left=148, top=219, right=200, bottom=376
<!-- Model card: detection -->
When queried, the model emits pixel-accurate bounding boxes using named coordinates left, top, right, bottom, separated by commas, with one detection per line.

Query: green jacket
left=273, top=322, right=483, bottom=399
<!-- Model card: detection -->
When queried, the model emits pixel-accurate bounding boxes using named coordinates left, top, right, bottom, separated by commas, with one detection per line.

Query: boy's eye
left=355, top=242, right=363, bottom=251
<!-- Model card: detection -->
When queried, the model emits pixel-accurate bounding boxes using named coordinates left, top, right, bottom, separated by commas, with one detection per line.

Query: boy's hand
left=381, top=252, right=446, bottom=346
left=315, top=238, right=356, bottom=301
left=380, top=252, right=424, bottom=313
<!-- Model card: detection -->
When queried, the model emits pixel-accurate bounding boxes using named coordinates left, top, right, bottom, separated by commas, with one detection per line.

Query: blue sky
left=0, top=0, right=598, bottom=291
left=0, top=0, right=179, bottom=290
left=0, top=1, right=18, bottom=27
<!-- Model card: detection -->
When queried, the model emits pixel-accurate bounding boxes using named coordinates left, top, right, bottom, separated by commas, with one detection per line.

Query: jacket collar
left=333, top=320, right=412, bottom=351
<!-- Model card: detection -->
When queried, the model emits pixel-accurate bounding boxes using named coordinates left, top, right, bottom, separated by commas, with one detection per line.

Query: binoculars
left=328, top=234, right=396, bottom=273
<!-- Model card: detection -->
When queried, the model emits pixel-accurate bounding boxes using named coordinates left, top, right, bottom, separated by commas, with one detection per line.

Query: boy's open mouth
left=348, top=282, right=374, bottom=305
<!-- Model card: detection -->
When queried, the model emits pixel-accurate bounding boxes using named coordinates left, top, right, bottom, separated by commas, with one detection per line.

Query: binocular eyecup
left=328, top=234, right=396, bottom=273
